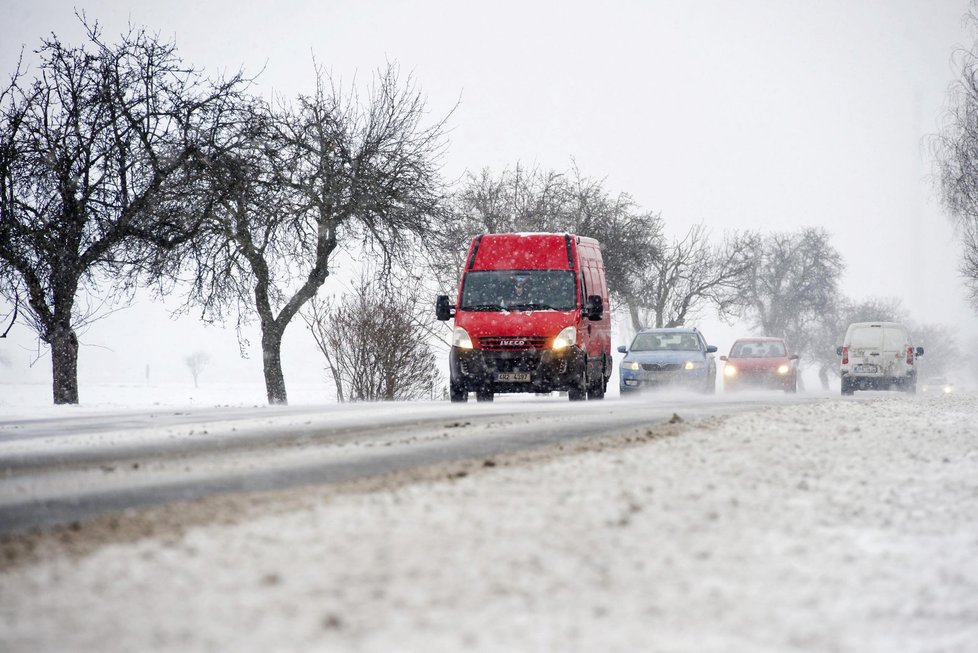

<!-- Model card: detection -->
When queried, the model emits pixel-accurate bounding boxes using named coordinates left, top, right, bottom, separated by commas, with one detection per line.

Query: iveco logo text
left=500, top=340, right=526, bottom=347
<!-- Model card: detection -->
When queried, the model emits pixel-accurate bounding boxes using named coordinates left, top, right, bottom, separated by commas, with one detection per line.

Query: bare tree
left=0, top=20, right=247, bottom=404
left=731, top=228, right=844, bottom=368
left=185, top=351, right=210, bottom=388
left=302, top=274, right=439, bottom=401
left=624, top=225, right=758, bottom=330
left=0, top=296, right=16, bottom=338
left=163, top=63, right=449, bottom=405
left=934, top=10, right=978, bottom=310
left=438, top=163, right=663, bottom=313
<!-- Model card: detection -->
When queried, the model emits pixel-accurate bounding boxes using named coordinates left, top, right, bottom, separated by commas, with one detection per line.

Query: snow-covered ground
left=1, top=386, right=977, bottom=652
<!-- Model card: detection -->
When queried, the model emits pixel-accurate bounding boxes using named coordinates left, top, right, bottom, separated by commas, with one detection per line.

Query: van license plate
left=854, top=364, right=877, bottom=373
left=497, top=372, right=531, bottom=382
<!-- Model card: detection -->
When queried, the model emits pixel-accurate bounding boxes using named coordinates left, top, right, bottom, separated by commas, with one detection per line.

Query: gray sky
left=1, top=0, right=976, bottom=388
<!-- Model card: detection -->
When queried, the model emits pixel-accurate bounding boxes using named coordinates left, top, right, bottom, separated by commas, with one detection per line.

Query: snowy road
left=1, top=390, right=976, bottom=652
left=1, top=392, right=820, bottom=534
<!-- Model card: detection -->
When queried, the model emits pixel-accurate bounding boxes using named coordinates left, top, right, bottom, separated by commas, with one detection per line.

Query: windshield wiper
left=461, top=304, right=504, bottom=312
left=506, top=303, right=559, bottom=311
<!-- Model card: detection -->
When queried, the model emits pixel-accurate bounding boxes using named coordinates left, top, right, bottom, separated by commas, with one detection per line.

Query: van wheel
left=476, top=387, right=494, bottom=402
left=841, top=378, right=854, bottom=396
left=587, top=362, right=605, bottom=400
left=568, top=369, right=587, bottom=401
left=450, top=382, right=468, bottom=403
left=905, top=379, right=917, bottom=394
left=587, top=379, right=605, bottom=400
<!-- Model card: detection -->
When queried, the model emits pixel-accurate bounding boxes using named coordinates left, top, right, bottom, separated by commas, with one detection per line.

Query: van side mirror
left=584, top=294, right=603, bottom=321
left=617, top=345, right=628, bottom=354
left=916, top=346, right=924, bottom=357
left=836, top=346, right=843, bottom=356
left=435, top=295, right=455, bottom=321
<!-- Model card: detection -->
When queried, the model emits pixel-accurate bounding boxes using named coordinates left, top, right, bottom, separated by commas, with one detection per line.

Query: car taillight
left=841, top=346, right=848, bottom=365
left=906, top=347, right=913, bottom=365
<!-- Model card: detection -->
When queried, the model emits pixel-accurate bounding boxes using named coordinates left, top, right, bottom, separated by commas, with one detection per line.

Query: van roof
left=468, top=233, right=592, bottom=270
left=847, top=322, right=907, bottom=329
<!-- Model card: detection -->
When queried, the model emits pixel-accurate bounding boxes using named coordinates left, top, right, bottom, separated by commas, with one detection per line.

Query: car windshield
left=459, top=270, right=577, bottom=311
left=731, top=341, right=786, bottom=357
left=630, top=332, right=701, bottom=352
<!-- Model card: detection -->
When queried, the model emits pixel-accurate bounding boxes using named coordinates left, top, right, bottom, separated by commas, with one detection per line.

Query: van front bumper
left=450, top=346, right=587, bottom=393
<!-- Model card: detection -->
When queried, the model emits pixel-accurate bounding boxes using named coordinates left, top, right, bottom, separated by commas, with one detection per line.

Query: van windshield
left=460, top=270, right=577, bottom=311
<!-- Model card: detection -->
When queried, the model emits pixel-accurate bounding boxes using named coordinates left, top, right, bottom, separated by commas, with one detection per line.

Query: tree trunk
left=818, top=364, right=830, bottom=391
left=626, top=297, right=643, bottom=332
left=49, top=324, right=79, bottom=405
left=261, top=327, right=288, bottom=405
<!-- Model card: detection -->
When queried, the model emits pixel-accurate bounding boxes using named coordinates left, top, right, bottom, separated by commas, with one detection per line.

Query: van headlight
left=551, top=326, right=577, bottom=350
left=452, top=327, right=473, bottom=349
left=684, top=361, right=704, bottom=370
left=777, top=364, right=790, bottom=375
left=622, top=361, right=641, bottom=371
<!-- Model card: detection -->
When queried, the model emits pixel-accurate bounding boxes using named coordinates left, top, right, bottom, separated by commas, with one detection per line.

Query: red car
left=720, top=337, right=798, bottom=393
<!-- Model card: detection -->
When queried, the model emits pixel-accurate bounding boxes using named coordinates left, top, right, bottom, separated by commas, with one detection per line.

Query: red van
left=436, top=233, right=612, bottom=402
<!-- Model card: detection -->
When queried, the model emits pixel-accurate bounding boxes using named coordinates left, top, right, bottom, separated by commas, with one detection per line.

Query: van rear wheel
left=587, top=363, right=605, bottom=400
left=475, top=387, right=494, bottom=402
left=841, top=378, right=854, bottom=396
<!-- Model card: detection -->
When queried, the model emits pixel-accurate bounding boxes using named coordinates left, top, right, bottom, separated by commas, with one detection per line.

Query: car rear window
left=849, top=327, right=882, bottom=349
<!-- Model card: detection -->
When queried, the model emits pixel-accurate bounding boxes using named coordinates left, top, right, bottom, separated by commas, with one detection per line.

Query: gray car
left=618, top=327, right=717, bottom=394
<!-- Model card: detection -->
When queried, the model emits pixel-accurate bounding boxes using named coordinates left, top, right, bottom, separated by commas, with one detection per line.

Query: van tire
left=450, top=382, right=468, bottom=403
left=475, top=387, right=494, bottom=402
left=841, top=378, right=854, bottom=396
left=587, top=360, right=606, bottom=400
left=568, top=369, right=587, bottom=401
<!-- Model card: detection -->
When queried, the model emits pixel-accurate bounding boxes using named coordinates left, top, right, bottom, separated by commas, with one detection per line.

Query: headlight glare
left=684, top=361, right=703, bottom=370
left=724, top=365, right=737, bottom=377
left=452, top=327, right=473, bottom=349
left=777, top=364, right=790, bottom=375
left=552, top=326, right=577, bottom=350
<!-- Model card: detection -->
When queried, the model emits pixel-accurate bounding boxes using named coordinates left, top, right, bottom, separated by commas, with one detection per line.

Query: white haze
left=1, top=0, right=977, bottom=393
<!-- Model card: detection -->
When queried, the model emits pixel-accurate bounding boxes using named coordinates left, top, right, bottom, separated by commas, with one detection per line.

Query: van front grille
left=479, top=336, right=549, bottom=351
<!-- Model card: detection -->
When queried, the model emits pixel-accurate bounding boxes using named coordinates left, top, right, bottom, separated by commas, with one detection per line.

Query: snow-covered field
left=1, top=387, right=977, bottom=652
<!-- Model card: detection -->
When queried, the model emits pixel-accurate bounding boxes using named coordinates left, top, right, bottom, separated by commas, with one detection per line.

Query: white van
left=837, top=322, right=923, bottom=395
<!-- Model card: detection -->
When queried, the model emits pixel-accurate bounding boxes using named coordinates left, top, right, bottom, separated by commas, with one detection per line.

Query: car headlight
left=724, top=365, right=737, bottom=377
left=684, top=361, right=704, bottom=370
left=622, top=361, right=641, bottom=371
left=551, top=326, right=577, bottom=350
left=452, top=327, right=473, bottom=349
left=777, top=364, right=790, bottom=375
